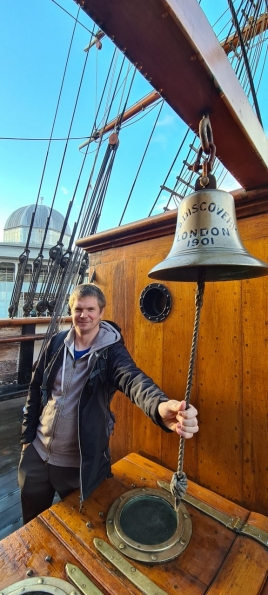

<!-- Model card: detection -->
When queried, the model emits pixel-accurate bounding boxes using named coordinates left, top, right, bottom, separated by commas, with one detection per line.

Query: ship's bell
left=149, top=188, right=268, bottom=282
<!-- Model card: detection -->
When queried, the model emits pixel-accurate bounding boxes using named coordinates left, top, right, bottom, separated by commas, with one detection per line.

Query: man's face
left=71, top=296, right=104, bottom=336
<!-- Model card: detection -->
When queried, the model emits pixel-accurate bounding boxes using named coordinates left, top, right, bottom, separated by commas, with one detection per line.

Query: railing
left=0, top=316, right=72, bottom=400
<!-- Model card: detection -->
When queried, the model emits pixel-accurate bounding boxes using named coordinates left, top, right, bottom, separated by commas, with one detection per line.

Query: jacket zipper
left=45, top=359, right=77, bottom=461
left=78, top=349, right=106, bottom=508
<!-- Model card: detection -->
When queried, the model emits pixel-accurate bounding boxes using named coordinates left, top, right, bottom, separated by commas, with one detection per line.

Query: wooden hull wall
left=86, top=212, right=268, bottom=515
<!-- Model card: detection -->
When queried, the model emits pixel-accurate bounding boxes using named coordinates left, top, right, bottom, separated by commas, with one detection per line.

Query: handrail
left=0, top=316, right=72, bottom=328
left=0, top=334, right=46, bottom=344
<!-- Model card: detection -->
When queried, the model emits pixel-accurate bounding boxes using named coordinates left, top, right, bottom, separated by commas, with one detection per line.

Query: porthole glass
left=140, top=283, right=172, bottom=322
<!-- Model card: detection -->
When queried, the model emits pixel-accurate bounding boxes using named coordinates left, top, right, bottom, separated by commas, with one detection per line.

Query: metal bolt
left=26, top=569, right=34, bottom=577
left=131, top=484, right=136, bottom=488
left=180, top=540, right=186, bottom=545
left=119, top=543, right=126, bottom=549
left=45, top=555, right=52, bottom=562
left=131, top=567, right=136, bottom=572
left=86, top=521, right=92, bottom=528
left=151, top=554, right=157, bottom=561
left=98, top=511, right=104, bottom=517
left=37, top=579, right=44, bottom=584
left=107, top=518, right=113, bottom=524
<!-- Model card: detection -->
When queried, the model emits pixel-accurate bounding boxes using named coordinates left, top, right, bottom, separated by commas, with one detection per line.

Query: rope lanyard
left=170, top=267, right=206, bottom=511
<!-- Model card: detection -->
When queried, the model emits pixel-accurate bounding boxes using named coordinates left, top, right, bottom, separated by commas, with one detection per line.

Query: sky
left=0, top=0, right=267, bottom=244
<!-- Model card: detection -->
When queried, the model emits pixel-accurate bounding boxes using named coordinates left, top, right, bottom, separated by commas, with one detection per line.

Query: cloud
left=61, top=186, right=69, bottom=195
left=154, top=193, right=178, bottom=213
left=217, top=171, right=242, bottom=192
left=156, top=115, right=175, bottom=127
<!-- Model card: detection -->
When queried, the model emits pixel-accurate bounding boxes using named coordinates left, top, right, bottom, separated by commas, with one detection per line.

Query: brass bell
left=149, top=188, right=268, bottom=282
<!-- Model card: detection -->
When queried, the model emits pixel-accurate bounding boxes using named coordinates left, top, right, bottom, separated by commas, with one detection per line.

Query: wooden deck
left=0, top=395, right=62, bottom=541
left=0, top=395, right=24, bottom=540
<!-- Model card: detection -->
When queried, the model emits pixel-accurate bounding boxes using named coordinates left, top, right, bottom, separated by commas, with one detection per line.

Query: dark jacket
left=21, top=322, right=170, bottom=502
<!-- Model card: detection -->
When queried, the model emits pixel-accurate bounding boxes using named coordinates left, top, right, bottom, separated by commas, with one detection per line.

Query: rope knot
left=170, top=471, right=188, bottom=511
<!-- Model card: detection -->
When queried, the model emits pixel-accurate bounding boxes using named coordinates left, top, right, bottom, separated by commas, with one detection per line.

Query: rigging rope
left=8, top=207, right=38, bottom=318
left=149, top=0, right=267, bottom=216
left=148, top=127, right=191, bottom=216
left=37, top=54, right=134, bottom=339
left=227, top=0, right=263, bottom=124
left=9, top=5, right=81, bottom=317
left=37, top=52, right=125, bottom=322
left=27, top=22, right=106, bottom=316
left=118, top=99, right=165, bottom=226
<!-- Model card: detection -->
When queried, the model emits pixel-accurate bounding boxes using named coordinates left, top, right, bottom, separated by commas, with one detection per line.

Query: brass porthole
left=139, top=283, right=172, bottom=322
left=1, top=576, right=77, bottom=595
left=106, top=487, right=192, bottom=563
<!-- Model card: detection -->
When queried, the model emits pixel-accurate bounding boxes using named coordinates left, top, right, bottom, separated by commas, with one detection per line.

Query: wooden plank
left=0, top=518, right=98, bottom=591
left=0, top=396, right=24, bottom=452
left=0, top=468, right=18, bottom=492
left=123, top=453, right=249, bottom=519
left=241, top=237, right=268, bottom=515
left=79, top=0, right=268, bottom=189
left=0, top=447, right=21, bottom=475
left=40, top=474, right=202, bottom=593
left=0, top=490, right=21, bottom=529
left=38, top=453, right=249, bottom=595
left=0, top=517, right=22, bottom=541
left=206, top=537, right=268, bottom=594
left=196, top=280, right=244, bottom=503
left=0, top=453, right=267, bottom=595
left=41, top=502, right=144, bottom=595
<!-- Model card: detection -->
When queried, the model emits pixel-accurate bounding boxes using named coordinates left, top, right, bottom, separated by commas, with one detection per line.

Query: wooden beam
left=79, top=91, right=161, bottom=149
left=76, top=185, right=268, bottom=253
left=76, top=0, right=268, bottom=190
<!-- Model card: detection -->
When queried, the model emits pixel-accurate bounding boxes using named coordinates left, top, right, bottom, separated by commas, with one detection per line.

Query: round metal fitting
left=106, top=487, right=192, bottom=563
left=139, top=283, right=172, bottom=322
left=0, top=577, right=79, bottom=595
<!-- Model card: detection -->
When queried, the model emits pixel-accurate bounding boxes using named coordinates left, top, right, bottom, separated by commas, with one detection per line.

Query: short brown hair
left=69, top=283, right=106, bottom=312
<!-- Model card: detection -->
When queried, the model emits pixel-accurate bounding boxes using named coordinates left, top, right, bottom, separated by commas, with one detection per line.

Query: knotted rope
left=170, top=267, right=206, bottom=511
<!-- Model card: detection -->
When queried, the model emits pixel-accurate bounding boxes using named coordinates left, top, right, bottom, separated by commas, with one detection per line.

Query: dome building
left=4, top=204, right=71, bottom=246
left=0, top=204, right=72, bottom=318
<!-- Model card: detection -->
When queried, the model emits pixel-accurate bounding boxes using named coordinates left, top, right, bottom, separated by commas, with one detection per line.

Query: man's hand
left=158, top=400, right=198, bottom=438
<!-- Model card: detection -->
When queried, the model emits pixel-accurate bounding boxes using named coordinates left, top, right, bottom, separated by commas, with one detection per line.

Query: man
left=19, top=283, right=199, bottom=524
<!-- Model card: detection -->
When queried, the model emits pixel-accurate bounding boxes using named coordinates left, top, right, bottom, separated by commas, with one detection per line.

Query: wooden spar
left=76, top=0, right=268, bottom=190
left=222, top=12, right=268, bottom=55
left=79, top=90, right=161, bottom=149
left=80, top=14, right=268, bottom=150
